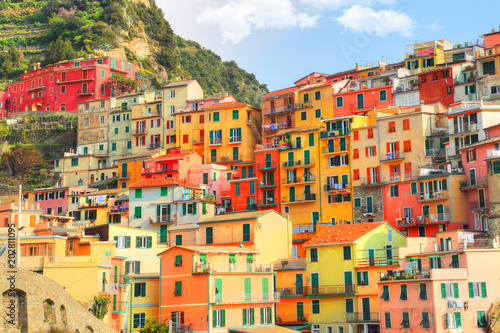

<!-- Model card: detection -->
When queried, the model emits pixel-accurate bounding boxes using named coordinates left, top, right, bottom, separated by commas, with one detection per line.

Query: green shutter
left=182, top=203, right=187, bottom=215
left=385, top=312, right=391, bottom=328
left=251, top=308, right=255, bottom=325
left=161, top=187, right=168, bottom=196
left=481, top=282, right=487, bottom=297
left=125, top=236, right=131, bottom=248
left=453, top=283, right=459, bottom=298
left=357, top=271, right=361, bottom=286
left=114, top=236, right=118, bottom=248
left=136, top=236, right=141, bottom=248
left=135, top=261, right=140, bottom=274
left=456, top=312, right=461, bottom=327
left=469, top=283, right=475, bottom=298
left=147, top=236, right=152, bottom=248
left=260, top=308, right=264, bottom=324
left=212, top=310, right=217, bottom=328
left=193, top=203, right=197, bottom=215
left=243, top=308, right=246, bottom=325
left=124, top=261, right=130, bottom=274
left=441, top=283, right=446, bottom=298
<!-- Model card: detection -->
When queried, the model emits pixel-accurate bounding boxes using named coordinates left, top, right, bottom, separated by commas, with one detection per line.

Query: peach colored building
left=377, top=229, right=500, bottom=333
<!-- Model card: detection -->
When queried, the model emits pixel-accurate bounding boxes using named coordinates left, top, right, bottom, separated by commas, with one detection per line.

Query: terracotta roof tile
left=261, top=87, right=298, bottom=99
left=150, top=152, right=190, bottom=161
left=305, top=222, right=386, bottom=246
left=129, top=177, right=200, bottom=189
left=203, top=101, right=248, bottom=110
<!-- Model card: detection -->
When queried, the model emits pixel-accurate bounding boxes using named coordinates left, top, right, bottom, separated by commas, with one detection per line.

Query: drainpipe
left=208, top=271, right=212, bottom=333
left=317, top=128, right=322, bottom=227
left=157, top=254, right=162, bottom=325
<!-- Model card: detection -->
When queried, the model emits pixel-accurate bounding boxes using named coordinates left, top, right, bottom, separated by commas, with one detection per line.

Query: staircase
left=247, top=117, right=262, bottom=143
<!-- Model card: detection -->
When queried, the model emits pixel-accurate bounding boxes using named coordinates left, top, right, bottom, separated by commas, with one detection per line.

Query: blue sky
left=157, top=0, right=499, bottom=92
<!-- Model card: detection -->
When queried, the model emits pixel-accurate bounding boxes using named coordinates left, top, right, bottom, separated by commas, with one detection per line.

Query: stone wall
left=0, top=249, right=116, bottom=333
left=353, top=185, right=384, bottom=223
left=487, top=160, right=500, bottom=238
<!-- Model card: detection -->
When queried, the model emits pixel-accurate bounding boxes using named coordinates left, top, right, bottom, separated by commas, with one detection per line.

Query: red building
left=141, top=150, right=201, bottom=180
left=4, top=57, right=136, bottom=114
left=27, top=187, right=70, bottom=215
left=417, top=66, right=454, bottom=106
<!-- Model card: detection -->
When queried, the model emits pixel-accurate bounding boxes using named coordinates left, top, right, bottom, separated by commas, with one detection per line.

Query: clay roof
left=199, top=210, right=283, bottom=224
left=203, top=101, right=248, bottom=110
left=261, top=87, right=298, bottom=99
left=129, top=177, right=200, bottom=189
left=163, top=80, right=196, bottom=88
left=149, top=152, right=191, bottom=161
left=114, top=149, right=163, bottom=162
left=304, top=222, right=386, bottom=246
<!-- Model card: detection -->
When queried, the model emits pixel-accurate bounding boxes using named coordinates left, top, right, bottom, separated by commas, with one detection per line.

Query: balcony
left=281, top=174, right=316, bottom=185
left=152, top=215, right=172, bottom=224
left=229, top=136, right=242, bottom=144
left=321, top=144, right=349, bottom=155
left=395, top=213, right=450, bottom=227
left=278, top=142, right=302, bottom=151
left=350, top=101, right=377, bottom=112
left=460, top=175, right=488, bottom=189
left=118, top=172, right=131, bottom=180
left=346, top=312, right=380, bottom=323
left=282, top=158, right=315, bottom=168
left=99, top=283, right=119, bottom=294
left=215, top=204, right=257, bottom=215
left=194, top=262, right=273, bottom=274
left=210, top=291, right=280, bottom=304
left=324, top=183, right=349, bottom=192
left=359, top=206, right=378, bottom=215
left=214, top=154, right=241, bottom=163
left=142, top=166, right=178, bottom=175
left=359, top=176, right=381, bottom=186
left=276, top=314, right=309, bottom=325
left=132, top=127, right=148, bottom=135
left=26, top=84, right=46, bottom=92
left=417, top=190, right=449, bottom=202
left=279, top=284, right=355, bottom=297
left=147, top=142, right=162, bottom=150
left=320, top=130, right=350, bottom=139
left=450, top=122, right=479, bottom=135
left=257, top=180, right=277, bottom=188
left=110, top=105, right=131, bottom=113
left=209, top=137, right=223, bottom=145
left=263, top=121, right=295, bottom=133
left=486, top=149, right=500, bottom=159
left=171, top=323, right=192, bottom=333
left=77, top=88, right=94, bottom=96
left=263, top=103, right=303, bottom=116
left=470, top=200, right=489, bottom=210
left=257, top=161, right=277, bottom=170
left=379, top=171, right=419, bottom=183
left=192, top=137, right=204, bottom=144
left=380, top=151, right=404, bottom=162
left=357, top=255, right=400, bottom=267
left=108, top=205, right=128, bottom=213
left=257, top=198, right=277, bottom=207
left=281, top=193, right=317, bottom=204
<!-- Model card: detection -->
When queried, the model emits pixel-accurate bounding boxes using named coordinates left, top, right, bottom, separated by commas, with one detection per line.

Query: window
left=390, top=185, right=399, bottom=197
left=232, top=109, right=239, bottom=120
left=388, top=121, right=396, bottom=132
left=133, top=313, right=145, bottom=328
left=328, top=154, right=348, bottom=167
left=379, top=90, right=387, bottom=101
left=182, top=202, right=197, bottom=215
left=357, top=271, right=368, bottom=286
left=310, top=248, right=318, bottom=262
left=403, top=140, right=411, bottom=152
left=419, top=283, right=427, bottom=299
left=111, top=143, right=116, bottom=151
left=249, top=182, right=255, bottom=194
left=314, top=91, right=321, bottom=100
left=477, top=310, right=487, bottom=327
left=61, top=85, right=66, bottom=93
left=243, top=308, right=254, bottom=326
left=385, top=312, right=391, bottom=328
left=401, top=312, right=410, bottom=328
left=136, top=236, right=152, bottom=249
left=71, top=158, right=78, bottom=167
left=403, top=119, right=410, bottom=130
left=381, top=285, right=389, bottom=300
left=213, top=309, right=225, bottom=327
left=312, top=300, right=320, bottom=314
left=260, top=307, right=272, bottom=324
left=345, top=299, right=353, bottom=313
left=469, top=282, right=487, bottom=298
left=367, top=128, right=373, bottom=138
left=174, top=281, right=182, bottom=296
left=366, top=146, right=375, bottom=157
left=336, top=96, right=343, bottom=107
left=235, top=183, right=240, bottom=195
left=99, top=115, right=105, bottom=124
left=446, top=312, right=461, bottom=328
left=304, top=93, right=309, bottom=103
left=411, top=182, right=417, bottom=194
left=134, top=206, right=142, bottom=218
left=354, top=198, right=361, bottom=208
left=467, top=149, right=476, bottom=162
left=134, top=282, right=146, bottom=297
left=174, top=255, right=182, bottom=266
left=400, top=284, right=408, bottom=300
left=170, top=90, right=175, bottom=98
left=315, top=109, right=321, bottom=118
left=312, top=324, right=320, bottom=333
left=213, top=112, right=220, bottom=122
left=308, top=133, right=314, bottom=147
left=343, top=246, right=351, bottom=260
left=114, top=235, right=130, bottom=249
left=135, top=189, right=142, bottom=199
left=441, top=282, right=459, bottom=299
left=301, top=111, right=306, bottom=121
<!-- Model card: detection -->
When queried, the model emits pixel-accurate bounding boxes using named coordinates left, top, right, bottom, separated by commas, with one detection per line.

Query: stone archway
left=2, top=289, right=28, bottom=332
left=43, top=298, right=56, bottom=324
left=60, top=304, right=68, bottom=326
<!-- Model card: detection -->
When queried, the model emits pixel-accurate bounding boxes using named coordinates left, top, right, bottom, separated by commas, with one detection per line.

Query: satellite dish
left=257, top=223, right=262, bottom=229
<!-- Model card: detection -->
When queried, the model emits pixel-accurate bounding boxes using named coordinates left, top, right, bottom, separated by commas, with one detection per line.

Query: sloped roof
left=261, top=87, right=298, bottom=100
left=158, top=245, right=259, bottom=256
left=114, top=149, right=163, bottom=162
left=304, top=222, right=386, bottom=246
left=129, top=177, right=200, bottom=189
left=199, top=210, right=280, bottom=224
left=163, top=80, right=196, bottom=88
left=203, top=101, right=249, bottom=111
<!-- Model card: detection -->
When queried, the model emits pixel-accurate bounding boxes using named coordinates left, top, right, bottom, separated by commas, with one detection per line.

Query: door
left=366, top=197, right=373, bottom=213
left=470, top=168, right=476, bottom=186
left=289, top=187, right=295, bottom=202
left=344, top=271, right=353, bottom=293
left=296, top=136, right=301, bottom=149
left=362, top=298, right=371, bottom=321
left=265, top=154, right=272, bottom=168
left=385, top=246, right=393, bottom=264
left=368, top=249, right=375, bottom=266
left=262, top=278, right=269, bottom=301
left=233, top=147, right=239, bottom=161
left=311, top=273, right=319, bottom=294
left=418, top=226, right=426, bottom=237
left=340, top=137, right=346, bottom=151
left=296, top=302, right=304, bottom=321
left=478, top=188, right=486, bottom=208
left=295, top=274, right=303, bottom=295
left=312, top=212, right=319, bottom=231
left=357, top=94, right=364, bottom=109
left=211, top=149, right=217, bottom=163
left=288, top=152, right=294, bottom=167
left=304, top=150, right=310, bottom=165
left=288, top=169, right=297, bottom=183
left=215, top=279, right=222, bottom=302
left=437, top=204, right=444, bottom=221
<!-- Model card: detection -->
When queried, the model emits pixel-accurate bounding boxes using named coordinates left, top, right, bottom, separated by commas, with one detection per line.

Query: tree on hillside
left=43, top=36, right=76, bottom=66
left=0, top=144, right=45, bottom=177
left=0, top=122, right=11, bottom=142
left=105, top=74, right=138, bottom=96
left=0, top=46, right=25, bottom=78
left=139, top=318, right=170, bottom=333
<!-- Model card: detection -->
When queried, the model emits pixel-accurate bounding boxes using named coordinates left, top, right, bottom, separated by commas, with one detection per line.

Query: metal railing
left=322, top=145, right=349, bottom=154
left=99, top=283, right=119, bottom=293
left=132, top=127, right=148, bottom=135
left=487, top=149, right=500, bottom=158
left=380, top=151, right=404, bottom=161
left=263, top=122, right=294, bottom=133
left=282, top=158, right=315, bottom=167
left=460, top=175, right=488, bottom=188
left=276, top=314, right=309, bottom=324
left=153, top=215, right=172, bottom=223
left=279, top=284, right=355, bottom=296
left=470, top=201, right=488, bottom=210
left=281, top=174, right=316, bottom=184
left=349, top=101, right=377, bottom=110
left=229, top=136, right=242, bottom=143
left=417, top=190, right=449, bottom=201
left=142, top=167, right=178, bottom=174
left=346, top=312, right=380, bottom=323
left=193, top=262, right=273, bottom=274
left=263, top=103, right=304, bottom=115
left=77, top=88, right=94, bottom=95
left=209, top=138, right=223, bottom=145
left=282, top=193, right=317, bottom=203
left=215, top=204, right=257, bottom=215
left=257, top=181, right=277, bottom=188
left=257, top=161, right=277, bottom=169
left=320, top=130, right=350, bottom=138
left=148, top=142, right=162, bottom=149
left=395, top=213, right=450, bottom=226
left=359, top=176, right=381, bottom=186
left=108, top=205, right=128, bottom=213
left=118, top=172, right=131, bottom=179
left=324, top=183, right=349, bottom=191
left=192, top=136, right=205, bottom=144
left=211, top=292, right=280, bottom=304
left=450, top=122, right=478, bottom=135
left=257, top=198, right=277, bottom=206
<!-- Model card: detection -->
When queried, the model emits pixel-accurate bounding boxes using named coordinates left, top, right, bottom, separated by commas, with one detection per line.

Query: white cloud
left=335, top=5, right=415, bottom=37
left=196, top=0, right=319, bottom=44
left=299, top=0, right=396, bottom=10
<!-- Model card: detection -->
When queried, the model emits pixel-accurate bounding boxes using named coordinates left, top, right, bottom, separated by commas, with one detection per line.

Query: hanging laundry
left=455, top=301, right=464, bottom=309
left=448, top=300, right=455, bottom=309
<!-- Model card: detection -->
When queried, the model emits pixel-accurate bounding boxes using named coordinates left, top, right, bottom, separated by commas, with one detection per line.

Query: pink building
left=27, top=187, right=69, bottom=215
left=141, top=150, right=202, bottom=180
left=378, top=229, right=499, bottom=333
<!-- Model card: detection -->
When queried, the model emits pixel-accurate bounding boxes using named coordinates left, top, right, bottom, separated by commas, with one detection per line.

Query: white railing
left=46, top=255, right=110, bottom=266
left=487, top=149, right=500, bottom=158
left=194, top=262, right=273, bottom=274
left=211, top=292, right=280, bottom=304
left=99, top=283, right=119, bottom=293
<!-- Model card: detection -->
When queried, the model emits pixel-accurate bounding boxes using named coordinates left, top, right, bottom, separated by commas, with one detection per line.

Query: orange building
left=114, top=149, right=165, bottom=189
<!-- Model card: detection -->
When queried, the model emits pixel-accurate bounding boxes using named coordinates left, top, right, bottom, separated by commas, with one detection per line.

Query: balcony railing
left=257, top=181, right=276, bottom=188
left=263, top=121, right=294, bottom=133
left=357, top=255, right=400, bottom=267
left=257, top=161, right=277, bottom=170
left=460, top=175, right=488, bottom=188
left=132, top=127, right=147, bottom=135
left=153, top=215, right=172, bottom=223
left=282, top=193, right=316, bottom=203
left=350, top=101, right=377, bottom=111
left=281, top=174, right=316, bottom=184
left=470, top=200, right=489, bottom=210
left=282, top=158, right=315, bottom=168
left=417, top=190, right=449, bottom=201
left=321, top=145, right=349, bottom=154
left=346, top=312, right=380, bottom=323
left=209, top=138, right=223, bottom=145
left=279, top=284, right=355, bottom=297
left=359, top=176, right=381, bottom=186
left=108, top=205, right=128, bottom=213
left=380, top=151, right=404, bottom=161
left=192, top=136, right=204, bottom=144
left=486, top=149, right=500, bottom=158
left=278, top=142, right=302, bottom=150
left=263, top=103, right=303, bottom=115
left=194, top=262, right=273, bottom=274
left=142, top=167, right=178, bottom=174
left=99, top=283, right=119, bottom=293
left=229, top=136, right=242, bottom=143
left=118, top=172, right=131, bottom=179
left=212, top=154, right=241, bottom=163
left=257, top=198, right=277, bottom=207
left=171, top=323, right=192, bottom=333
left=148, top=142, right=162, bottom=149
left=395, top=213, right=450, bottom=226
left=320, top=130, right=350, bottom=139
left=77, top=88, right=94, bottom=96
left=211, top=292, right=280, bottom=304
left=276, top=314, right=309, bottom=325
left=450, top=122, right=478, bottom=135
left=324, top=183, right=349, bottom=191
left=215, top=204, right=257, bottom=215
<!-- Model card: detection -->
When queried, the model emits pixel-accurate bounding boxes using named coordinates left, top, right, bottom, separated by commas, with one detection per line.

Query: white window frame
left=444, top=282, right=454, bottom=299
left=134, top=313, right=145, bottom=328
left=170, top=105, right=175, bottom=114
left=312, top=324, right=320, bottom=333
left=46, top=192, right=55, bottom=200
left=403, top=207, right=412, bottom=218
left=215, top=309, right=223, bottom=327
left=117, top=236, right=126, bottom=249
left=326, top=326, right=333, bottom=333
left=99, top=115, right=105, bottom=124
left=124, top=113, right=130, bottom=120
left=387, top=229, right=393, bottom=242
left=471, top=281, right=485, bottom=298
left=170, top=90, right=175, bottom=98
left=139, top=236, right=148, bottom=249
left=337, top=326, right=344, bottom=333
left=367, top=146, right=375, bottom=157
left=447, top=312, right=457, bottom=328
left=244, top=308, right=252, bottom=325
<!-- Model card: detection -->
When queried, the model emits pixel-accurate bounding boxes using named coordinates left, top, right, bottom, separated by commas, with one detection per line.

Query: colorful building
left=141, top=150, right=202, bottom=180
left=404, top=40, right=453, bottom=74
left=77, top=188, right=129, bottom=227
left=131, top=97, right=163, bottom=154
left=114, top=149, right=165, bottom=189
left=25, top=186, right=69, bottom=215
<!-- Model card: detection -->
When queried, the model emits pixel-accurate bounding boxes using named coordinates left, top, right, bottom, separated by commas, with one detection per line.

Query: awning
left=229, top=326, right=298, bottom=333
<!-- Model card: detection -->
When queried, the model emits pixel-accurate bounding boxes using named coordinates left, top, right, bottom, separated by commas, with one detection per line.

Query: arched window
left=43, top=299, right=56, bottom=324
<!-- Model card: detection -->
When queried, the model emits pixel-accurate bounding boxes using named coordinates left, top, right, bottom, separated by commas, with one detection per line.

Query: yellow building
left=162, top=80, right=204, bottom=149
left=54, top=152, right=117, bottom=187
left=115, top=149, right=165, bottom=189
left=78, top=188, right=128, bottom=227
left=303, top=222, right=406, bottom=333
left=203, top=101, right=262, bottom=165
left=130, top=98, right=163, bottom=155
left=295, top=83, right=334, bottom=129
left=405, top=40, right=453, bottom=73
left=127, top=274, right=159, bottom=333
